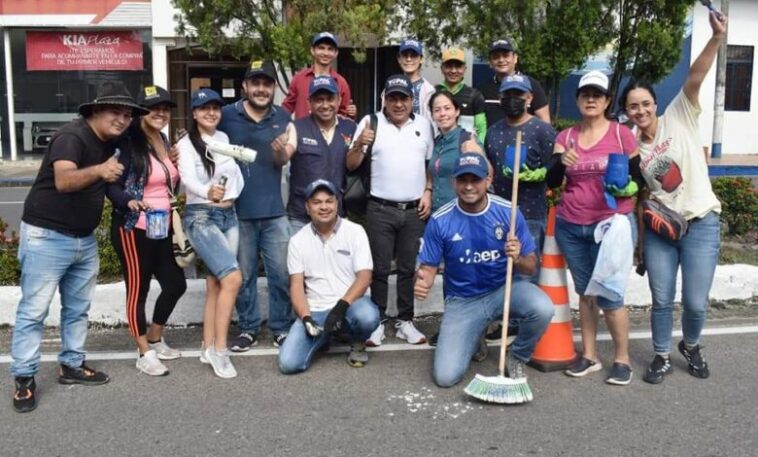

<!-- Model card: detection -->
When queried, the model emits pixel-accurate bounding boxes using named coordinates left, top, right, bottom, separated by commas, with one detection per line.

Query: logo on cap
left=144, top=86, right=158, bottom=97
left=459, top=155, right=482, bottom=167
left=198, top=92, right=207, bottom=99
left=388, top=77, right=408, bottom=87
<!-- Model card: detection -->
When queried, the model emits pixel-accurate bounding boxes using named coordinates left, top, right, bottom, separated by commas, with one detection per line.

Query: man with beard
left=219, top=60, right=294, bottom=350
left=273, top=75, right=357, bottom=233
left=478, top=38, right=551, bottom=126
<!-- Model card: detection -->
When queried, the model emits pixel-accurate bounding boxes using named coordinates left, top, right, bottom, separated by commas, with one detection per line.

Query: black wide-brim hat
left=78, top=81, right=150, bottom=118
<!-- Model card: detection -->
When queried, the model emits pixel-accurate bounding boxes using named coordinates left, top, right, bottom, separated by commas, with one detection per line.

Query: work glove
left=303, top=316, right=323, bottom=338
left=502, top=165, right=547, bottom=182
left=323, top=299, right=350, bottom=333
left=606, top=178, right=639, bottom=197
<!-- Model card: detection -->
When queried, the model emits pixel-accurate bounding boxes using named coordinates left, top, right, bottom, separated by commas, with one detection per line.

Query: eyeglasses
left=625, top=100, right=655, bottom=114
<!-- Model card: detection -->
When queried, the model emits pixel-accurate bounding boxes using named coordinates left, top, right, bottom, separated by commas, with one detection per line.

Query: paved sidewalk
left=0, top=158, right=39, bottom=186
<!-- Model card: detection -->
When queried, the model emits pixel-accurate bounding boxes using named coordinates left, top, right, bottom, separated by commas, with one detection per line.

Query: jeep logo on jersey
left=459, top=249, right=501, bottom=264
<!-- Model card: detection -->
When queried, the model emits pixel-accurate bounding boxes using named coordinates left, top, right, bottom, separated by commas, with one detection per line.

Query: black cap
left=78, top=81, right=149, bottom=118
left=489, top=38, right=515, bottom=54
left=245, top=60, right=277, bottom=81
left=137, top=85, right=176, bottom=109
left=383, top=74, right=413, bottom=97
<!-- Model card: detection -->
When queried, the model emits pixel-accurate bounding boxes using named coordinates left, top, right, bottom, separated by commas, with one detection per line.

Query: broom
left=464, top=130, right=533, bottom=404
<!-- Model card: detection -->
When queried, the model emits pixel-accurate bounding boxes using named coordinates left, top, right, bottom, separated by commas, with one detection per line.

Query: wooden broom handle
left=498, top=130, right=522, bottom=377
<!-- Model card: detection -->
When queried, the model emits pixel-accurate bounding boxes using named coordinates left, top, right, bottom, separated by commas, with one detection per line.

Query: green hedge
left=712, top=177, right=758, bottom=236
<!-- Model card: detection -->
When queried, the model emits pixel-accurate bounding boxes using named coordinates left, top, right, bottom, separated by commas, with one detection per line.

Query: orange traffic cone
left=529, top=206, right=578, bottom=372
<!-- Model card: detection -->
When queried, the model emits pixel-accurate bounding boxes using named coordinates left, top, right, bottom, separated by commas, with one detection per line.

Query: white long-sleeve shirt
left=177, top=130, right=244, bottom=205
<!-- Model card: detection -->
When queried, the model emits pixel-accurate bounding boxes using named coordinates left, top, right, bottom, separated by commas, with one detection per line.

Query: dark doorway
left=338, top=46, right=401, bottom=118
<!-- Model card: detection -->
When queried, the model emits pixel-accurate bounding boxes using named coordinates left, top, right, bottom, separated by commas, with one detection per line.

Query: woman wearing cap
left=395, top=38, right=436, bottom=120
left=619, top=12, right=727, bottom=385
left=107, top=85, right=187, bottom=376
left=177, top=88, right=244, bottom=379
left=546, top=70, right=644, bottom=386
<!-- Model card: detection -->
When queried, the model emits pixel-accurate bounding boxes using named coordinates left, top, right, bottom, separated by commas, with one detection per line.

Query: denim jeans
left=184, top=204, right=240, bottom=279
left=11, top=223, right=99, bottom=378
left=278, top=296, right=380, bottom=374
left=644, top=211, right=720, bottom=354
left=366, top=200, right=425, bottom=321
left=433, top=282, right=554, bottom=387
left=236, top=216, right=293, bottom=335
left=288, top=217, right=307, bottom=236
left=555, top=213, right=637, bottom=310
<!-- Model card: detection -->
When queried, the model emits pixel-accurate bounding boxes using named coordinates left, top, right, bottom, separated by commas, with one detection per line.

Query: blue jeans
left=433, top=282, right=554, bottom=387
left=644, top=211, right=720, bottom=354
left=555, top=213, right=637, bottom=310
left=10, top=223, right=99, bottom=377
left=236, top=216, right=293, bottom=335
left=184, top=204, right=240, bottom=279
left=278, top=296, right=380, bottom=374
left=288, top=217, right=307, bottom=236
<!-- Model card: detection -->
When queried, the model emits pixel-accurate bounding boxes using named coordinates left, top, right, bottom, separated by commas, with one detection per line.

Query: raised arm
left=683, top=12, right=728, bottom=105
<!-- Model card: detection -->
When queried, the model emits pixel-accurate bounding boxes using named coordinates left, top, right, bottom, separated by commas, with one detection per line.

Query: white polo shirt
left=287, top=218, right=373, bottom=312
left=351, top=112, right=434, bottom=202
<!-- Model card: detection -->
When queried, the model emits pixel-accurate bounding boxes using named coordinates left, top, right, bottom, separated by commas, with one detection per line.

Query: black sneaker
left=564, top=357, right=603, bottom=377
left=273, top=333, right=287, bottom=348
left=58, top=364, right=110, bottom=386
left=605, top=362, right=633, bottom=386
left=229, top=332, right=258, bottom=352
left=471, top=336, right=488, bottom=362
left=485, top=324, right=518, bottom=345
left=678, top=341, right=710, bottom=379
left=428, top=332, right=439, bottom=347
left=13, top=377, right=37, bottom=413
left=642, top=355, right=672, bottom=384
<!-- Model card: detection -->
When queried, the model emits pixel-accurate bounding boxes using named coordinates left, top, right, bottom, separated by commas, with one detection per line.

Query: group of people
left=10, top=12, right=727, bottom=414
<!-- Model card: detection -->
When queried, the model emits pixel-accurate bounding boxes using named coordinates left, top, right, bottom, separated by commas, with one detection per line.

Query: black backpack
left=343, top=114, right=378, bottom=215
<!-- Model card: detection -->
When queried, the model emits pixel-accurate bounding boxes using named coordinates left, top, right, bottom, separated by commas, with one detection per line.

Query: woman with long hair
left=177, top=89, right=244, bottom=379
left=619, top=12, right=727, bottom=384
left=107, top=85, right=187, bottom=376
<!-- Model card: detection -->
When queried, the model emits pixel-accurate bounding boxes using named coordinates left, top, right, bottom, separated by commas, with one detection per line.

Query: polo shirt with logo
left=287, top=218, right=373, bottom=312
left=418, top=195, right=535, bottom=298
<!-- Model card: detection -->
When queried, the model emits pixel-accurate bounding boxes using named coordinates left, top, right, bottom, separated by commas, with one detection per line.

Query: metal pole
left=3, top=29, right=17, bottom=161
left=711, top=0, right=729, bottom=158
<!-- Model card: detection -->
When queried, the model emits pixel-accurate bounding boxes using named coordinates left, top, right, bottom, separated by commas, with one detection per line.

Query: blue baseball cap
left=304, top=179, right=338, bottom=199
left=384, top=74, right=413, bottom=97
left=309, top=75, right=339, bottom=97
left=453, top=153, right=489, bottom=179
left=312, top=32, right=338, bottom=48
left=489, top=38, right=515, bottom=54
left=399, top=38, right=423, bottom=56
left=191, top=88, right=223, bottom=108
left=499, top=74, right=532, bottom=93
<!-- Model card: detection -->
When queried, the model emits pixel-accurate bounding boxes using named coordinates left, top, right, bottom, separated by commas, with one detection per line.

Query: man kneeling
left=414, top=153, right=554, bottom=387
left=279, top=180, right=380, bottom=373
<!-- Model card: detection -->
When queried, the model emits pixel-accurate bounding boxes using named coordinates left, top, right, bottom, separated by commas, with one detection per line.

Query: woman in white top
left=177, top=88, right=244, bottom=379
left=619, top=12, right=727, bottom=384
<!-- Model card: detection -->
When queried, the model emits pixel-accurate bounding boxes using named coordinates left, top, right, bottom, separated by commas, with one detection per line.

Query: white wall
left=694, top=0, right=758, bottom=155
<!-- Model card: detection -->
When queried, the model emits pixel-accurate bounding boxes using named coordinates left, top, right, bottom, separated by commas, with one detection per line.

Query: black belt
left=369, top=196, right=420, bottom=210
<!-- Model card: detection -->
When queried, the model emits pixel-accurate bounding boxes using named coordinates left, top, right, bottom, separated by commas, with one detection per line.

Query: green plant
left=95, top=200, right=122, bottom=282
left=552, top=117, right=577, bottom=133
left=0, top=217, right=20, bottom=286
left=712, top=177, right=758, bottom=236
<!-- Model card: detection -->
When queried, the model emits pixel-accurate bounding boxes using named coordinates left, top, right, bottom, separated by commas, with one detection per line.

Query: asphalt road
left=1, top=329, right=756, bottom=457
left=0, top=186, right=28, bottom=232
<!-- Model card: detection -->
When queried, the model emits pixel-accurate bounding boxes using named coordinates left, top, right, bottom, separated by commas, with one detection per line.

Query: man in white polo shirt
left=278, top=180, right=380, bottom=373
left=346, top=74, right=434, bottom=347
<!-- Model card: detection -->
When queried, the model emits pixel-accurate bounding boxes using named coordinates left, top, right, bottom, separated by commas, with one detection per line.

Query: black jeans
left=366, top=200, right=425, bottom=321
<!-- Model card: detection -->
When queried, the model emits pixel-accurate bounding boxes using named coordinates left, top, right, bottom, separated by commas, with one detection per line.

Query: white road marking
left=1, top=325, right=758, bottom=364
left=0, top=201, right=24, bottom=204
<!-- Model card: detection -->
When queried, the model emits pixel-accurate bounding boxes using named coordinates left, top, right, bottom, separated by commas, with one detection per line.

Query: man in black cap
left=478, top=38, right=551, bottom=126
left=346, top=75, right=434, bottom=347
left=11, top=82, right=147, bottom=413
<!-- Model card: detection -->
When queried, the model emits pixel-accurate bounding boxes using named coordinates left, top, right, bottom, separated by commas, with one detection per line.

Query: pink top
left=136, top=155, right=180, bottom=230
left=555, top=122, right=637, bottom=225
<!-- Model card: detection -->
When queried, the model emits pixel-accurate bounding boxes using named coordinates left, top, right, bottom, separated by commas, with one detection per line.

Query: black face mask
left=501, top=96, right=527, bottom=118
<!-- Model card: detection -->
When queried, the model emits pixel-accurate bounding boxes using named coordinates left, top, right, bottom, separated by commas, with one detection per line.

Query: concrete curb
left=0, top=177, right=34, bottom=187
left=1, top=265, right=756, bottom=327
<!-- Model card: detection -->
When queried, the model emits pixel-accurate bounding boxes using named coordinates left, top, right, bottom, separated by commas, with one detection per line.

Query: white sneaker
left=136, top=350, right=169, bottom=376
left=366, top=323, right=385, bottom=347
left=199, top=342, right=210, bottom=364
left=395, top=320, right=427, bottom=344
left=148, top=337, right=181, bottom=360
left=205, top=347, right=238, bottom=379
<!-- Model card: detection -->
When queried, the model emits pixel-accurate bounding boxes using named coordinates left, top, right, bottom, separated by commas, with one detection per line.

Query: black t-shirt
left=23, top=118, right=115, bottom=236
left=479, top=74, right=549, bottom=127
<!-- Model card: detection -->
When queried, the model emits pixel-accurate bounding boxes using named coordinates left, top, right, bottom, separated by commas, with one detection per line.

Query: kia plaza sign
left=25, top=31, right=143, bottom=71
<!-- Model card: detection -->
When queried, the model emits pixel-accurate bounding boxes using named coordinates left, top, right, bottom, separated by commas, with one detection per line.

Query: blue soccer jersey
left=418, top=195, right=536, bottom=298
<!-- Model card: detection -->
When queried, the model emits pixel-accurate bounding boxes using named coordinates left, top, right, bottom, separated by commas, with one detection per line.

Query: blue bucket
left=145, top=209, right=169, bottom=239
left=605, top=153, right=629, bottom=188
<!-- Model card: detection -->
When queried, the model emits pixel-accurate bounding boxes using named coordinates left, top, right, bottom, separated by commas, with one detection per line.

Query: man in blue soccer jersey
left=414, top=153, right=554, bottom=387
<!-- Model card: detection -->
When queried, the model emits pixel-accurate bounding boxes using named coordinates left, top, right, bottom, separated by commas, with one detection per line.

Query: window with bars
left=725, top=45, right=753, bottom=112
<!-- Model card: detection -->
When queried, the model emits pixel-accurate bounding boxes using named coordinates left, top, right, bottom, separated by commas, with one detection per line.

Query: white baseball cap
left=578, top=70, right=609, bottom=94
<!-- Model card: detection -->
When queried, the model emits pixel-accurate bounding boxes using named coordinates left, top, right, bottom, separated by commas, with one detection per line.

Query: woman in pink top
left=106, top=85, right=187, bottom=377
left=546, top=71, right=644, bottom=386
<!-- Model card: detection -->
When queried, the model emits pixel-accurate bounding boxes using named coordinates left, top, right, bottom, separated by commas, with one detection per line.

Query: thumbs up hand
left=414, top=268, right=433, bottom=301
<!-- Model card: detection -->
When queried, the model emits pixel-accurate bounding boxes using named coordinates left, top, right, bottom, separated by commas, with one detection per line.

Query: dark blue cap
left=383, top=74, right=413, bottom=97
left=499, top=74, right=532, bottom=93
left=191, top=88, right=223, bottom=108
left=311, top=32, right=338, bottom=47
left=309, top=75, right=339, bottom=97
left=489, top=38, right=515, bottom=54
left=399, top=38, right=423, bottom=55
left=453, top=153, right=489, bottom=179
left=304, top=179, right=338, bottom=199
